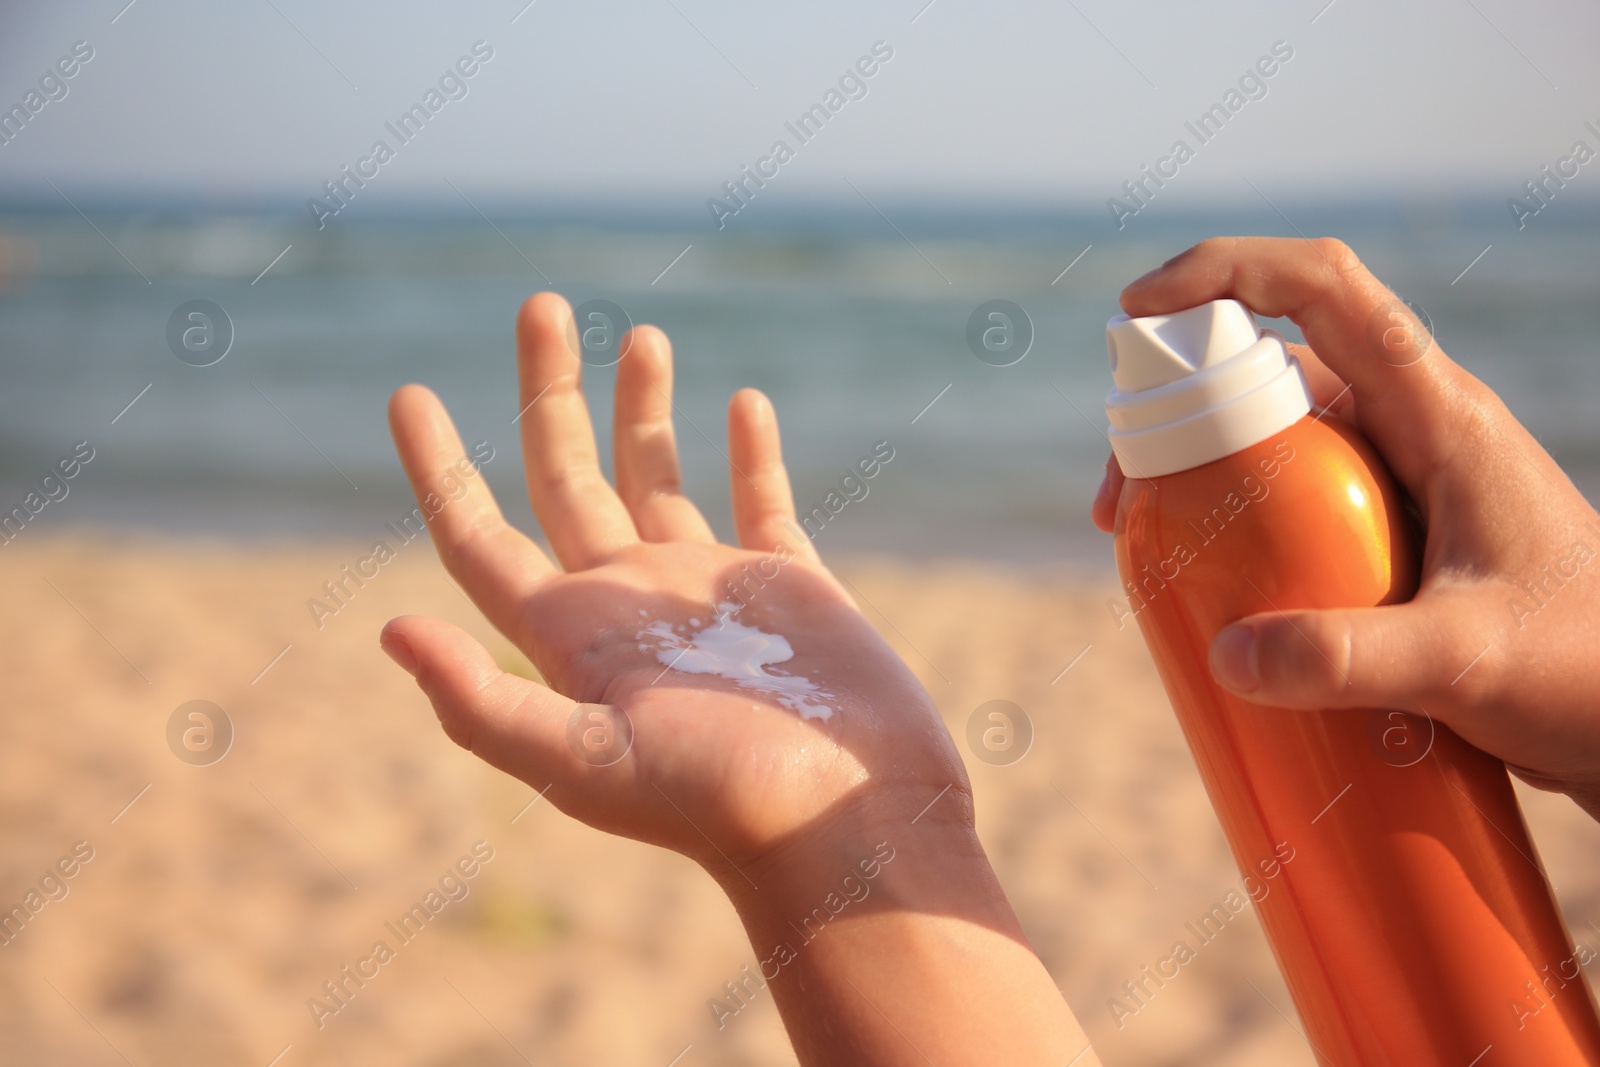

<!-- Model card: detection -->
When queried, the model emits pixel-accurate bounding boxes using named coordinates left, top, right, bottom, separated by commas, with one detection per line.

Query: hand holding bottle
left=1093, top=236, right=1600, bottom=821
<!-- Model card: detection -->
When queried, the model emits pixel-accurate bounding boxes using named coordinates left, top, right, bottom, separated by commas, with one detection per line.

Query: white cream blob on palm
left=639, top=607, right=836, bottom=721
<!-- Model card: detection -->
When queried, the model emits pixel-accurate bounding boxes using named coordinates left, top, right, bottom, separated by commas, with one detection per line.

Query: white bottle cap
left=1103, top=298, right=1312, bottom=478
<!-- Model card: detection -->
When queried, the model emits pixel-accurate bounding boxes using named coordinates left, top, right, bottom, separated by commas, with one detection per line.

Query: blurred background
left=2, top=1, right=1598, bottom=1064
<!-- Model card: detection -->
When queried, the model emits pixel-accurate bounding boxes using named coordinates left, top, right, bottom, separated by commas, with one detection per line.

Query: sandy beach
left=6, top=533, right=1600, bottom=1066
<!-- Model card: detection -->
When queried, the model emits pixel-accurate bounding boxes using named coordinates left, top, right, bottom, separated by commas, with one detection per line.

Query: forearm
left=714, top=801, right=1096, bottom=1067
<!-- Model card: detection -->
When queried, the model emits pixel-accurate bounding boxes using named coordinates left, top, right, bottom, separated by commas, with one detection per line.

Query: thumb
left=381, top=614, right=580, bottom=787
left=1208, top=600, right=1471, bottom=711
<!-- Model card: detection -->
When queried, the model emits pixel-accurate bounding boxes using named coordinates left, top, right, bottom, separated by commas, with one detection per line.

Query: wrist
left=703, top=784, right=1087, bottom=1066
left=709, top=782, right=1024, bottom=945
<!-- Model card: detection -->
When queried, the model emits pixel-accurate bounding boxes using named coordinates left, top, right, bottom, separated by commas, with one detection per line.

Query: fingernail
left=1210, top=625, right=1260, bottom=693
left=381, top=631, right=420, bottom=677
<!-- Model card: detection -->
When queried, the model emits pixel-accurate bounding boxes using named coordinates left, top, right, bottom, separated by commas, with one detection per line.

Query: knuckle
left=1315, top=237, right=1361, bottom=274
left=1259, top=613, right=1352, bottom=696
left=646, top=476, right=685, bottom=499
left=436, top=706, right=477, bottom=753
left=420, top=677, right=480, bottom=754
left=618, top=423, right=677, bottom=462
left=436, top=513, right=494, bottom=571
left=532, top=463, right=604, bottom=500
left=1437, top=629, right=1496, bottom=703
left=1444, top=373, right=1511, bottom=440
left=545, top=369, right=583, bottom=397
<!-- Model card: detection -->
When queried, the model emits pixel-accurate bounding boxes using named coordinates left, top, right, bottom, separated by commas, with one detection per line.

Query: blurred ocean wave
left=1, top=199, right=1596, bottom=568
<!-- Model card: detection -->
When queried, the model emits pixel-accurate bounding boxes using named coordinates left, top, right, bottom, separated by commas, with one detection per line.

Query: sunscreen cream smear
left=640, top=608, right=835, bottom=721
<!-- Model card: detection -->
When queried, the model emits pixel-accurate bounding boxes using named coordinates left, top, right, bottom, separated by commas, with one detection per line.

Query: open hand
left=380, top=293, right=969, bottom=882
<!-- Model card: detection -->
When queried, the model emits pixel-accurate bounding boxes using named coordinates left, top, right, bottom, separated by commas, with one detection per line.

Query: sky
left=0, top=0, right=1596, bottom=220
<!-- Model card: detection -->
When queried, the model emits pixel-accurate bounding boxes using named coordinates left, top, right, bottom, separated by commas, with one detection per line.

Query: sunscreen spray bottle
left=1105, top=298, right=1600, bottom=1064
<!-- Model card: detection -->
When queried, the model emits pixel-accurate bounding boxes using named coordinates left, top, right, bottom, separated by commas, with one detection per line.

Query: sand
left=5, top=533, right=1600, bottom=1066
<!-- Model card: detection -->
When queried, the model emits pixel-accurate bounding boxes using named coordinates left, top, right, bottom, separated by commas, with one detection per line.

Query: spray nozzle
left=1106, top=299, right=1263, bottom=392
left=1103, top=298, right=1312, bottom=478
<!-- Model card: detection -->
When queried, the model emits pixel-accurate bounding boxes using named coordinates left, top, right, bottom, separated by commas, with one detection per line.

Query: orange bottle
left=1104, top=299, right=1600, bottom=1064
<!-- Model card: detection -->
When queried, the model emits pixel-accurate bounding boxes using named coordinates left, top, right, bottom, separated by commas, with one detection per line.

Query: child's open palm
left=380, top=293, right=968, bottom=882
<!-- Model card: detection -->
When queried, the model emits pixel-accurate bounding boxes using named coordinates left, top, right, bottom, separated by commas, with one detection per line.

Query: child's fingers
left=727, top=389, right=818, bottom=562
left=611, top=325, right=717, bottom=544
left=388, top=384, right=554, bottom=644
left=1208, top=597, right=1478, bottom=713
left=516, top=293, right=640, bottom=571
left=1119, top=237, right=1460, bottom=490
left=381, top=614, right=578, bottom=790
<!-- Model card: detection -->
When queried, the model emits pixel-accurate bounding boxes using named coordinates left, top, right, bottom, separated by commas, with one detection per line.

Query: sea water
left=2, top=200, right=1596, bottom=568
